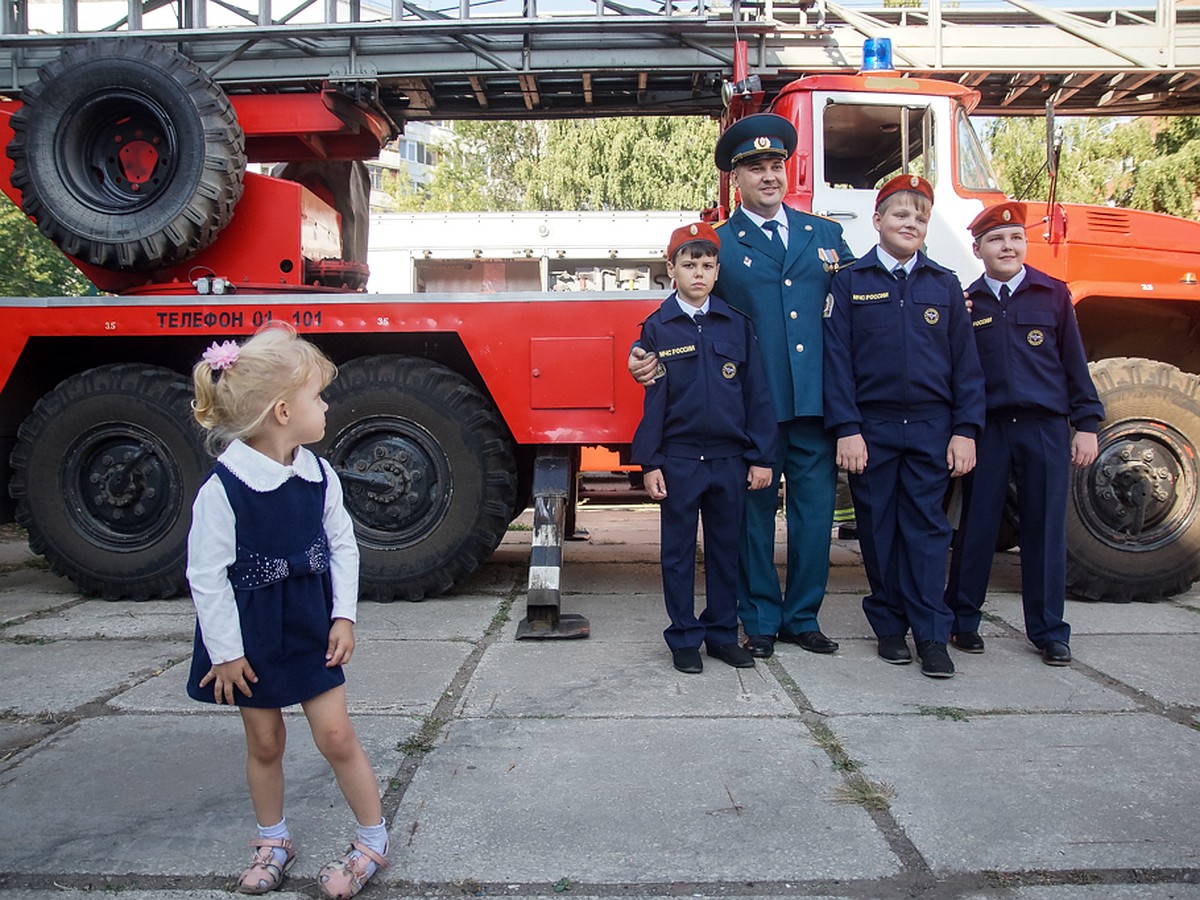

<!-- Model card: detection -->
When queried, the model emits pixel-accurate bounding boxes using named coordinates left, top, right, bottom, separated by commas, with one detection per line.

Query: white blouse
left=185, top=440, right=360, bottom=664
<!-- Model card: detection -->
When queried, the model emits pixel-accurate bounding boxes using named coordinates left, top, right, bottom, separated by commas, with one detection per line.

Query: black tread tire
left=1067, top=357, right=1200, bottom=602
left=9, top=365, right=207, bottom=599
left=7, top=38, right=244, bottom=270
left=317, top=356, right=517, bottom=601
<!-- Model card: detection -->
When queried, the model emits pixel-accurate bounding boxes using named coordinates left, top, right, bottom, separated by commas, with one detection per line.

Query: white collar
left=876, top=246, right=914, bottom=275
left=984, top=267, right=1026, bottom=299
left=741, top=207, right=788, bottom=233
left=217, top=439, right=323, bottom=493
left=675, top=294, right=710, bottom=319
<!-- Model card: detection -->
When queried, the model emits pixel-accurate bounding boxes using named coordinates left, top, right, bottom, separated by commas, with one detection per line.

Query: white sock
left=351, top=818, right=388, bottom=877
left=257, top=817, right=290, bottom=868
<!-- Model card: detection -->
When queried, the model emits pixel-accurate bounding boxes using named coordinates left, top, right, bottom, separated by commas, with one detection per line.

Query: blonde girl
left=186, top=325, right=386, bottom=898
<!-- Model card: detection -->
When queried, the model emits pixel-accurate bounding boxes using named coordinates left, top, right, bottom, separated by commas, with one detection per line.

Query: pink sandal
left=316, top=841, right=389, bottom=899
left=237, top=837, right=295, bottom=895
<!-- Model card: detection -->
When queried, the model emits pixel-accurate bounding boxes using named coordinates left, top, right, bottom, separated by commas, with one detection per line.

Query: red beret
left=667, top=222, right=720, bottom=261
left=969, top=201, right=1028, bottom=238
left=875, top=174, right=934, bottom=209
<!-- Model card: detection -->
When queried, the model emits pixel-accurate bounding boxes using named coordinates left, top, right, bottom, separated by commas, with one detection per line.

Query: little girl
left=186, top=325, right=387, bottom=898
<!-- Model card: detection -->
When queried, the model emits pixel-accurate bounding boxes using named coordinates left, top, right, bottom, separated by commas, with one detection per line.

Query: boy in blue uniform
left=944, top=201, right=1103, bottom=666
left=823, top=175, right=986, bottom=678
left=632, top=223, right=777, bottom=674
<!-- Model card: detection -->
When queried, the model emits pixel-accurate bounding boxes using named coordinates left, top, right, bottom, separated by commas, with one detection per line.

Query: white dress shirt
left=186, top=440, right=360, bottom=664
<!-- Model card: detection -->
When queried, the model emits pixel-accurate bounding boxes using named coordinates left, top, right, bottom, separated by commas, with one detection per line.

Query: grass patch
left=397, top=716, right=445, bottom=756
left=919, top=705, right=971, bottom=722
left=507, top=522, right=532, bottom=532
left=833, top=778, right=895, bottom=811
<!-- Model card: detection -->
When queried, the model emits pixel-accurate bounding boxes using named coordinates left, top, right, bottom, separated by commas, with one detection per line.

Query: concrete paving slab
left=457, top=640, right=794, bottom=719
left=981, top=593, right=1200, bottom=638
left=0, top=713, right=413, bottom=878
left=4, top=599, right=195, bottom=641
left=562, top=561, right=662, bottom=596
left=1071, top=634, right=1200, bottom=709
left=111, top=639, right=472, bottom=717
left=963, top=886, right=1200, bottom=899
left=773, top=637, right=1137, bottom=716
left=4, top=893, right=308, bottom=900
left=833, top=712, right=1200, bottom=875
left=0, top=571, right=82, bottom=619
left=384, top=717, right=899, bottom=884
left=353, top=596, right=503, bottom=641
left=0, top=638, right=189, bottom=716
left=530, top=592, right=668, bottom=643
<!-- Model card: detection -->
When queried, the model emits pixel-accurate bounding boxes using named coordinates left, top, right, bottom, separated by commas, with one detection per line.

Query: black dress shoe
left=1041, top=640, right=1071, bottom=666
left=917, top=641, right=955, bottom=678
left=778, top=630, right=839, bottom=654
left=707, top=642, right=756, bottom=668
left=950, top=631, right=985, bottom=654
left=742, top=634, right=775, bottom=659
left=877, top=635, right=912, bottom=665
left=672, top=647, right=703, bottom=674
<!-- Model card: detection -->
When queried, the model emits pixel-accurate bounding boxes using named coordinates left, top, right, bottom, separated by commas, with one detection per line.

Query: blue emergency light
left=862, top=37, right=894, bottom=71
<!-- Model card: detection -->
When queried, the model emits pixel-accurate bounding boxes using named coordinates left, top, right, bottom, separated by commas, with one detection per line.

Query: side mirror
left=1045, top=101, right=1061, bottom=178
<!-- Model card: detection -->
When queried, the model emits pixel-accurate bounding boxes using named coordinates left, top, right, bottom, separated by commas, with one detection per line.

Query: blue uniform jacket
left=631, top=292, right=777, bottom=473
left=823, top=248, right=986, bottom=439
left=964, top=266, right=1104, bottom=431
left=714, top=206, right=854, bottom=422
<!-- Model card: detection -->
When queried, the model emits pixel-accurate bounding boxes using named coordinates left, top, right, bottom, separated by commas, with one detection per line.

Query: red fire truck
left=0, top=32, right=1196, bottom=609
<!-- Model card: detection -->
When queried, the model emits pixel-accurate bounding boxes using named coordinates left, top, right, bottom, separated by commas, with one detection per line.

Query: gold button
left=795, top=343, right=804, bottom=353
left=784, top=279, right=793, bottom=287
left=790, top=311, right=798, bottom=319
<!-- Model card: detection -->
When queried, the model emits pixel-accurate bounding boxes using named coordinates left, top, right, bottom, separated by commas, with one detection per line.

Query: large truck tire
left=7, top=38, right=245, bottom=271
left=1067, top=357, right=1200, bottom=602
left=317, top=356, right=517, bottom=601
left=9, top=365, right=207, bottom=599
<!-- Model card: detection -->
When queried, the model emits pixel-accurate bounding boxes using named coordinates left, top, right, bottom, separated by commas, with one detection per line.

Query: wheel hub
left=61, top=90, right=177, bottom=210
left=330, top=418, right=451, bottom=547
left=66, top=430, right=179, bottom=545
left=1078, top=420, right=1197, bottom=551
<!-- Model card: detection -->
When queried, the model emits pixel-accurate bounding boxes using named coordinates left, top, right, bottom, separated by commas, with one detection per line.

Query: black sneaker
left=917, top=641, right=956, bottom=679
left=877, top=635, right=912, bottom=665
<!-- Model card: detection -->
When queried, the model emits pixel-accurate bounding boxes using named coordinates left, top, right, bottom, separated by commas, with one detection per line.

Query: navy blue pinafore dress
left=186, top=462, right=345, bottom=708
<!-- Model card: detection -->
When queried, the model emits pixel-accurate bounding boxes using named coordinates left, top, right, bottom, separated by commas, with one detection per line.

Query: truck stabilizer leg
left=516, top=446, right=590, bottom=640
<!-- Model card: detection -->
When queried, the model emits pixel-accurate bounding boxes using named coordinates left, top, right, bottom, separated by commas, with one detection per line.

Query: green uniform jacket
left=714, top=206, right=854, bottom=422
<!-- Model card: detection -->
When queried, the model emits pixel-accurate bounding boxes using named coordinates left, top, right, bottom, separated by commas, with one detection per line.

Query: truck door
left=810, top=91, right=981, bottom=275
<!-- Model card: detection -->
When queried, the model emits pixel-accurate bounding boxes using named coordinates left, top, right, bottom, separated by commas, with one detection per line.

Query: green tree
left=0, top=199, right=91, bottom=296
left=387, top=116, right=719, bottom=212
left=984, top=115, right=1200, bottom=218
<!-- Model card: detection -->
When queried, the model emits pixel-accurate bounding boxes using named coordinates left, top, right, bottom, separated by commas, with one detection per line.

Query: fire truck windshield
left=955, top=105, right=1002, bottom=193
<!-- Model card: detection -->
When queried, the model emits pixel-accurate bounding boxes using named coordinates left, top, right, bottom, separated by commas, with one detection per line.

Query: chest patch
left=658, top=344, right=697, bottom=359
left=924, top=307, right=940, bottom=326
left=722, top=361, right=738, bottom=380
left=1027, top=329, right=1045, bottom=347
left=852, top=292, right=889, bottom=302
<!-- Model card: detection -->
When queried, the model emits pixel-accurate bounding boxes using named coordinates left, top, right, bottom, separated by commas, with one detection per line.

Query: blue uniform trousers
left=738, top=417, right=836, bottom=636
left=660, top=455, right=746, bottom=651
left=852, top=415, right=954, bottom=644
left=946, top=414, right=1071, bottom=647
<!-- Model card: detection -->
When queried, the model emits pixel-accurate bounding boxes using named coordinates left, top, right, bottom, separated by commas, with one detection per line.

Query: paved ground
left=0, top=507, right=1197, bottom=900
